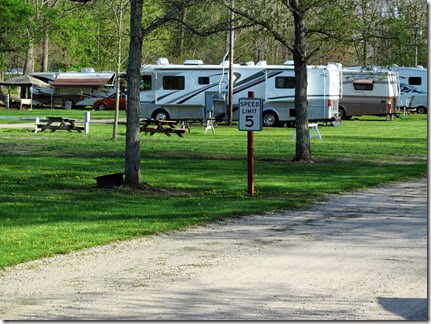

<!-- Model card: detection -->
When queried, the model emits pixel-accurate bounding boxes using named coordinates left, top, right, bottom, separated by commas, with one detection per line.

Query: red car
left=93, top=94, right=126, bottom=111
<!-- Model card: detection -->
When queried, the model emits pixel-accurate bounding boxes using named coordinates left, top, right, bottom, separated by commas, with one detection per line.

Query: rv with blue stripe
left=139, top=58, right=342, bottom=126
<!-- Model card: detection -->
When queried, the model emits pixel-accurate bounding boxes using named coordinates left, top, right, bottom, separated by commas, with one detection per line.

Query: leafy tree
left=22, top=0, right=65, bottom=74
left=0, top=0, right=32, bottom=78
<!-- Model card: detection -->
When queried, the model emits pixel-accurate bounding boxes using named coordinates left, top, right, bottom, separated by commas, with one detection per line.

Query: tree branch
left=172, top=17, right=255, bottom=37
left=218, top=0, right=294, bottom=53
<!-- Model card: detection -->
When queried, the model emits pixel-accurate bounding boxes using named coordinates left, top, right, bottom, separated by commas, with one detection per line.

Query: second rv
left=339, top=66, right=399, bottom=120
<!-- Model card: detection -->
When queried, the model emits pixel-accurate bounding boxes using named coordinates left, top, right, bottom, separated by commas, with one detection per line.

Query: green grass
left=0, top=112, right=427, bottom=269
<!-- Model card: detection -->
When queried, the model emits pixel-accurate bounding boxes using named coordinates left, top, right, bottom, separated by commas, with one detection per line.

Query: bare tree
left=221, top=0, right=316, bottom=161
left=220, top=0, right=355, bottom=162
left=109, top=0, right=129, bottom=141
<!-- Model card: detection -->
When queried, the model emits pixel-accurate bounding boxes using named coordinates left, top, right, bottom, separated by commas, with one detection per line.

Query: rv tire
left=338, top=107, right=346, bottom=120
left=416, top=106, right=427, bottom=114
left=263, top=111, right=279, bottom=127
left=152, top=109, right=170, bottom=121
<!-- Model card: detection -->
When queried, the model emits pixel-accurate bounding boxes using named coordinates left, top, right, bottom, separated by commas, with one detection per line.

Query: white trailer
left=407, top=93, right=427, bottom=113
left=31, top=70, right=117, bottom=108
left=339, top=66, right=399, bottom=120
left=139, top=58, right=342, bottom=126
left=393, top=66, right=427, bottom=113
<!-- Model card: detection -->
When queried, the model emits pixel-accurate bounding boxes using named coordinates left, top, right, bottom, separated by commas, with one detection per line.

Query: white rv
left=31, top=70, right=117, bottom=108
left=339, top=66, right=399, bottom=120
left=139, top=58, right=342, bottom=126
left=393, top=66, right=427, bottom=114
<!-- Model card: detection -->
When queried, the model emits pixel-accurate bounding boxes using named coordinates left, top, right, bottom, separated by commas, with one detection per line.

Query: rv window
left=163, top=76, right=185, bottom=90
left=140, top=75, right=152, bottom=91
left=275, top=77, right=295, bottom=89
left=198, top=77, right=210, bottom=85
left=408, top=77, right=422, bottom=86
left=353, top=83, right=373, bottom=91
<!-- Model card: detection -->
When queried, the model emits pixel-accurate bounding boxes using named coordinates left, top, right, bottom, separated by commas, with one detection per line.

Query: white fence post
left=35, top=116, right=39, bottom=133
left=84, top=112, right=90, bottom=134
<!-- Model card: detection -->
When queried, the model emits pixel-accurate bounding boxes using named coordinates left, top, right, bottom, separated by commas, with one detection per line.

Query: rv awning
left=51, top=78, right=113, bottom=88
left=353, top=79, right=374, bottom=85
left=50, top=74, right=115, bottom=88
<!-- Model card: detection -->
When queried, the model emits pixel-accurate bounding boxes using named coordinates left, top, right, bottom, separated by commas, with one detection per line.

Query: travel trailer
left=31, top=70, right=117, bottom=108
left=393, top=66, right=427, bottom=114
left=407, top=93, right=427, bottom=114
left=139, top=58, right=342, bottom=126
left=339, top=66, right=399, bottom=120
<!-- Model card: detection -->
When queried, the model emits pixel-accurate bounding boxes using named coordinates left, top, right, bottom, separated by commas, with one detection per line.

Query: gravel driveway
left=0, top=178, right=427, bottom=320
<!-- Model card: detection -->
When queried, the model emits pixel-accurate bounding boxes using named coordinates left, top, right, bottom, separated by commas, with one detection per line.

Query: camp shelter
left=0, top=75, right=51, bottom=109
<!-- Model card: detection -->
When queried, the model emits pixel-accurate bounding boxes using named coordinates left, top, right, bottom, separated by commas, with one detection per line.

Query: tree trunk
left=362, top=39, right=367, bottom=66
left=291, top=0, right=313, bottom=162
left=23, top=37, right=34, bottom=75
left=125, top=0, right=144, bottom=186
left=42, top=30, right=49, bottom=72
left=175, top=7, right=186, bottom=59
left=0, top=71, right=4, bottom=94
left=113, top=0, right=124, bottom=141
left=227, top=0, right=234, bottom=126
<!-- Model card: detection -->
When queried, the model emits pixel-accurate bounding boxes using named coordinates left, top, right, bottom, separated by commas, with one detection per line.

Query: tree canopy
left=0, top=0, right=426, bottom=73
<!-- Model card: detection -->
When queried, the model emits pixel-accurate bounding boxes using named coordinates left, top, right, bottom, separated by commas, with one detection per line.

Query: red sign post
left=247, top=92, right=255, bottom=195
left=238, top=91, right=263, bottom=196
left=248, top=126, right=254, bottom=195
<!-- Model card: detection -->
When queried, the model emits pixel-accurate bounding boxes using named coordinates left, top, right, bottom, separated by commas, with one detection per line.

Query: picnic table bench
left=35, top=117, right=85, bottom=133
left=140, top=119, right=187, bottom=137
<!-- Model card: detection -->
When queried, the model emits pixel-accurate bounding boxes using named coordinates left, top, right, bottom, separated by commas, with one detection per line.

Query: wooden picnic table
left=139, top=119, right=186, bottom=137
left=36, top=117, right=84, bottom=133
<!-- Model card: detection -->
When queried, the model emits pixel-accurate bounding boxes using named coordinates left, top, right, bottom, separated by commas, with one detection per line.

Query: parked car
left=93, top=93, right=126, bottom=110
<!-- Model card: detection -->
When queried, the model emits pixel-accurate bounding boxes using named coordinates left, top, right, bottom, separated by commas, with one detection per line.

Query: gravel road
left=0, top=178, right=427, bottom=320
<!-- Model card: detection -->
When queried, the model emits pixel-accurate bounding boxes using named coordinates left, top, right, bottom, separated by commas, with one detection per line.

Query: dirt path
left=0, top=178, right=427, bottom=320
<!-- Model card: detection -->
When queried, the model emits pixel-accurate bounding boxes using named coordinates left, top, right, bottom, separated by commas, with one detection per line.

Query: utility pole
left=227, top=0, right=234, bottom=126
left=414, top=12, right=418, bottom=67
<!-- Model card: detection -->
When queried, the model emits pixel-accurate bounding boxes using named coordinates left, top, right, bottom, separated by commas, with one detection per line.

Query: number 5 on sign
left=238, top=98, right=263, bottom=131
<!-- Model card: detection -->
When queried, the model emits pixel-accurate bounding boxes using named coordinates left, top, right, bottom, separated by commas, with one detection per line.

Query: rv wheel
left=338, top=107, right=346, bottom=120
left=416, top=106, right=427, bottom=114
left=152, top=109, right=170, bottom=121
left=263, top=111, right=279, bottom=127
left=97, top=103, right=107, bottom=111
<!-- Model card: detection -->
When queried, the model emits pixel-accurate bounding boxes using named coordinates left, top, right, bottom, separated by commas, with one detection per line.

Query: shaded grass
left=0, top=113, right=427, bottom=268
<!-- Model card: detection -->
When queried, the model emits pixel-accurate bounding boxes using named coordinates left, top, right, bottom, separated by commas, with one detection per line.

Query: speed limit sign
left=238, top=98, right=263, bottom=131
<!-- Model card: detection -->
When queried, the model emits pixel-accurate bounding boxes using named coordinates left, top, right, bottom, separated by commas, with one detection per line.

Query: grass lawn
left=0, top=110, right=427, bottom=269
